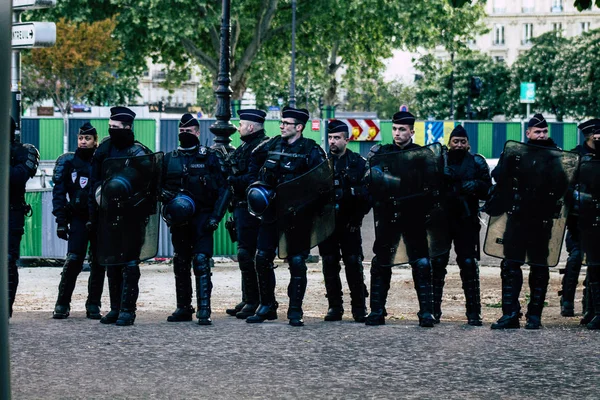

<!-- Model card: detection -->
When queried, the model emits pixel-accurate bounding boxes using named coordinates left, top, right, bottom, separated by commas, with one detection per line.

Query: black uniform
left=161, top=144, right=229, bottom=325
left=89, top=135, right=152, bottom=325
left=246, top=134, right=326, bottom=325
left=8, top=123, right=39, bottom=317
left=52, top=147, right=105, bottom=318
left=560, top=142, right=597, bottom=318
left=431, top=148, right=491, bottom=325
left=225, top=129, right=269, bottom=318
left=490, top=137, right=567, bottom=329
left=317, top=148, right=369, bottom=322
left=364, top=140, right=437, bottom=327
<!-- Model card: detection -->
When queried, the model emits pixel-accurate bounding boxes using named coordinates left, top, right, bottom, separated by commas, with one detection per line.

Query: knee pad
left=193, top=253, right=210, bottom=275
left=322, top=254, right=340, bottom=269
left=410, top=257, right=430, bottom=270
left=66, top=253, right=83, bottom=262
left=431, top=252, right=450, bottom=268
left=531, top=266, right=550, bottom=283
left=237, top=247, right=254, bottom=266
left=255, top=250, right=275, bottom=272
left=288, top=255, right=307, bottom=276
left=124, top=262, right=141, bottom=280
left=342, top=254, right=362, bottom=268
left=457, top=257, right=478, bottom=279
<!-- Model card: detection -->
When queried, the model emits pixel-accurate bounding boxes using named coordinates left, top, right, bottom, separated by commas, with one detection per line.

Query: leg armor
left=343, top=254, right=367, bottom=322
left=53, top=253, right=84, bottom=319
left=287, top=255, right=308, bottom=327
left=193, top=253, right=212, bottom=326
left=365, top=257, right=392, bottom=326
left=491, top=260, right=523, bottom=329
left=431, top=252, right=449, bottom=323
left=100, top=265, right=123, bottom=324
left=411, top=257, right=435, bottom=328
left=322, top=254, right=343, bottom=321
left=235, top=247, right=260, bottom=319
left=457, top=257, right=482, bottom=326
left=167, top=254, right=194, bottom=322
left=116, top=261, right=140, bottom=326
left=559, top=231, right=582, bottom=317
left=86, top=257, right=105, bottom=320
left=247, top=250, right=278, bottom=323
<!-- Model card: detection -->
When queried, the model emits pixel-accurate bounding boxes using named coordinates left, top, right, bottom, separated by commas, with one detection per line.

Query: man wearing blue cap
left=364, top=111, right=438, bottom=328
left=160, top=113, right=229, bottom=325
left=489, top=113, right=569, bottom=330
left=431, top=125, right=491, bottom=326
left=8, top=117, right=39, bottom=318
left=224, top=109, right=270, bottom=319
left=88, top=106, right=157, bottom=326
left=245, top=106, right=326, bottom=326
left=317, top=119, right=369, bottom=322
left=51, top=122, right=105, bottom=320
left=559, top=119, right=600, bottom=320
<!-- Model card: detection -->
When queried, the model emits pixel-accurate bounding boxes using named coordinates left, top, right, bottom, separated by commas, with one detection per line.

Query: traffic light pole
left=11, top=10, right=22, bottom=143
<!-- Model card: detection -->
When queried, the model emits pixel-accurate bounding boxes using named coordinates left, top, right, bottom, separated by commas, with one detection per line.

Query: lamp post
left=209, top=0, right=237, bottom=154
left=289, top=0, right=297, bottom=108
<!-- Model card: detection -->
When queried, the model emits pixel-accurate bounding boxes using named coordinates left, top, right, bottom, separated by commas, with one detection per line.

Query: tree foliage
left=21, top=17, right=131, bottom=115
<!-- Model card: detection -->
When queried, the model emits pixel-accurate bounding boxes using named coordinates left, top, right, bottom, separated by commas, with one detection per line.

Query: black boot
left=193, top=254, right=212, bottom=326
left=586, top=272, right=600, bottom=330
left=344, top=254, right=367, bottom=323
left=559, top=250, right=581, bottom=317
left=287, top=255, right=307, bottom=327
left=365, top=257, right=391, bottom=326
left=581, top=275, right=595, bottom=325
left=236, top=252, right=260, bottom=319
left=168, top=256, right=195, bottom=322
left=247, top=251, right=278, bottom=324
left=459, top=258, right=482, bottom=326
left=100, top=266, right=122, bottom=324
left=412, top=258, right=435, bottom=328
left=53, top=254, right=83, bottom=319
left=86, top=258, right=105, bottom=319
left=525, top=267, right=549, bottom=330
left=116, top=262, right=140, bottom=326
left=431, top=253, right=449, bottom=324
left=491, top=261, right=523, bottom=330
left=322, top=255, right=343, bottom=321
left=8, top=254, right=18, bottom=318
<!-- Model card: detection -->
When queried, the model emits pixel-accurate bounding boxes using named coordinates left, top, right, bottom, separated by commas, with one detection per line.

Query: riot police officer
left=490, top=114, right=569, bottom=330
left=224, top=109, right=269, bottom=319
left=161, top=113, right=229, bottom=325
left=432, top=125, right=491, bottom=326
left=52, top=122, right=105, bottom=319
left=364, top=111, right=442, bottom=328
left=560, top=119, right=600, bottom=319
left=8, top=117, right=39, bottom=317
left=318, top=120, right=369, bottom=322
left=246, top=106, right=326, bottom=327
left=88, top=107, right=157, bottom=326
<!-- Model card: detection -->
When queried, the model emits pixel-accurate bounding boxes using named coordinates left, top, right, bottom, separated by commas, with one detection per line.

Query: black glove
left=461, top=180, right=477, bottom=194
left=444, top=166, right=455, bottom=179
left=85, top=221, right=94, bottom=232
left=160, top=189, right=177, bottom=203
left=204, top=217, right=220, bottom=232
left=57, top=223, right=69, bottom=240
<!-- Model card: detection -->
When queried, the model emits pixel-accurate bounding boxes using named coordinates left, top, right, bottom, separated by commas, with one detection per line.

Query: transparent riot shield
left=369, top=142, right=449, bottom=265
left=578, top=160, right=600, bottom=266
left=483, top=141, right=579, bottom=267
left=97, top=152, right=163, bottom=265
left=276, top=159, right=335, bottom=259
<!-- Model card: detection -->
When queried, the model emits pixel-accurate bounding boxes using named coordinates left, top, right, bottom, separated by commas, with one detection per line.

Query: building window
left=493, top=0, right=506, bottom=13
left=579, top=21, right=591, bottom=34
left=552, top=0, right=563, bottom=12
left=493, top=24, right=505, bottom=45
left=522, top=23, right=533, bottom=44
left=522, top=0, right=534, bottom=12
left=553, top=22, right=563, bottom=37
left=494, top=56, right=505, bottom=63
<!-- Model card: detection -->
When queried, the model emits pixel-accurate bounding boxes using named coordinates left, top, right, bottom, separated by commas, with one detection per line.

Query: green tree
left=22, top=17, right=126, bottom=115
left=415, top=51, right=512, bottom=120
left=344, top=77, right=420, bottom=119
left=508, top=32, right=570, bottom=120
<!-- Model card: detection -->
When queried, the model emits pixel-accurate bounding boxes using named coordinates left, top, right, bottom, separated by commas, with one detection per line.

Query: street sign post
left=520, top=82, right=536, bottom=120
left=11, top=22, right=56, bottom=49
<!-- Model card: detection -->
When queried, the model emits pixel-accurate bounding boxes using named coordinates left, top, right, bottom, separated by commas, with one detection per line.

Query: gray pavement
left=8, top=263, right=600, bottom=399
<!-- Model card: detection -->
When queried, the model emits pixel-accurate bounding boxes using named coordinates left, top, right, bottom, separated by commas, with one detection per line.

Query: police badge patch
left=79, top=176, right=88, bottom=188
left=71, top=171, right=77, bottom=183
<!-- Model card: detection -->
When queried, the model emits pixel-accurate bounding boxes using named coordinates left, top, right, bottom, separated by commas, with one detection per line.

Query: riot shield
left=578, top=160, right=600, bottom=266
left=97, top=152, right=163, bottom=265
left=276, top=159, right=335, bottom=259
left=483, top=141, right=578, bottom=267
left=369, top=142, right=449, bottom=265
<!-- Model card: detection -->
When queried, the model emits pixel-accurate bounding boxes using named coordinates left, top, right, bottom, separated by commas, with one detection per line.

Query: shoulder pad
left=53, top=152, right=75, bottom=183
left=370, top=144, right=382, bottom=154
left=253, top=136, right=278, bottom=154
left=132, top=140, right=152, bottom=155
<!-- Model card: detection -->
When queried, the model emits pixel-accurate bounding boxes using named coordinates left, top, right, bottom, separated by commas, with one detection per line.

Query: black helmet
left=101, top=175, right=133, bottom=207
left=162, top=193, right=196, bottom=226
left=247, top=182, right=274, bottom=217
